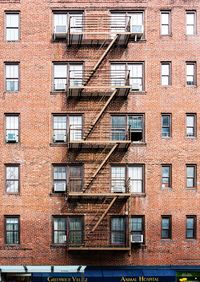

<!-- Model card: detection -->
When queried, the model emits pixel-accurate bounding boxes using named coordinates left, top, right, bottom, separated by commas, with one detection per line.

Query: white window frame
left=5, top=12, right=20, bottom=41
left=186, top=62, right=196, bottom=86
left=5, top=115, right=19, bottom=143
left=5, top=63, right=19, bottom=92
left=160, top=11, right=171, bottom=36
left=161, top=62, right=171, bottom=86
left=186, top=11, right=196, bottom=35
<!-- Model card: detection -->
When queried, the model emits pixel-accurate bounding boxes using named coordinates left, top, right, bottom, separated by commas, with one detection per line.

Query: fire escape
left=54, top=12, right=143, bottom=250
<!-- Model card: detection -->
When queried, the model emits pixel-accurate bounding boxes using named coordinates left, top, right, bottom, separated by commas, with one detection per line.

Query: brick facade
left=0, top=0, right=199, bottom=267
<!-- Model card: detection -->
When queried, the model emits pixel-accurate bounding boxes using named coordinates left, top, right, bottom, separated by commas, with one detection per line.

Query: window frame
left=5, top=11, right=20, bottom=42
left=186, top=10, right=197, bottom=36
left=52, top=215, right=84, bottom=245
left=160, top=10, right=171, bottom=36
left=52, top=114, right=83, bottom=144
left=110, top=164, right=145, bottom=194
left=186, top=164, right=197, bottom=189
left=110, top=216, right=127, bottom=246
left=5, top=216, right=20, bottom=245
left=130, top=215, right=145, bottom=243
left=161, top=61, right=171, bottom=86
left=186, top=61, right=197, bottom=87
left=52, top=62, right=84, bottom=92
left=110, top=62, right=145, bottom=92
left=5, top=164, right=20, bottom=194
left=161, top=113, right=171, bottom=138
left=186, top=215, right=197, bottom=239
left=111, top=114, right=145, bottom=142
left=186, top=113, right=196, bottom=138
left=4, top=62, right=20, bottom=92
left=5, top=114, right=20, bottom=143
left=52, top=164, right=83, bottom=193
left=161, top=164, right=172, bottom=189
left=161, top=215, right=172, bottom=239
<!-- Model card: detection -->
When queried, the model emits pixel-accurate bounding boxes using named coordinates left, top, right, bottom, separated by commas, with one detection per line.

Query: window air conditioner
left=131, top=83, right=142, bottom=91
left=54, top=133, right=66, bottom=142
left=130, top=234, right=143, bottom=243
left=6, top=133, right=17, bottom=142
left=54, top=182, right=66, bottom=192
left=55, top=25, right=67, bottom=34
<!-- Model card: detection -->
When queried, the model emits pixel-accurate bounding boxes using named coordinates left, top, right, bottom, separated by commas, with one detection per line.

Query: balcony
left=65, top=69, right=131, bottom=97
left=67, top=177, right=131, bottom=199
left=67, top=225, right=130, bottom=251
left=67, top=126, right=132, bottom=149
left=53, top=14, right=144, bottom=46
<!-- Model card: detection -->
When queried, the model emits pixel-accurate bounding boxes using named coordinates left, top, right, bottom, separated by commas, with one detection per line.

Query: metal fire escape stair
left=83, top=35, right=118, bottom=86
left=83, top=89, right=118, bottom=140
left=83, top=143, right=119, bottom=192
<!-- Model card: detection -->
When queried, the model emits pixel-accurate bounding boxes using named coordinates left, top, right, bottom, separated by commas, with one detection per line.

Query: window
left=161, top=114, right=171, bottom=138
left=53, top=216, right=83, bottom=245
left=186, top=114, right=196, bottom=137
left=6, top=13, right=19, bottom=41
left=111, top=165, right=144, bottom=193
left=111, top=217, right=126, bottom=245
left=161, top=165, right=172, bottom=188
left=186, top=62, right=196, bottom=86
left=111, top=115, right=144, bottom=142
left=5, top=216, right=20, bottom=244
left=161, top=216, right=171, bottom=239
left=5, top=115, right=19, bottom=143
left=161, top=62, right=171, bottom=86
left=53, top=63, right=83, bottom=91
left=111, top=166, right=126, bottom=193
left=130, top=216, right=144, bottom=242
left=53, top=115, right=82, bottom=143
left=53, top=12, right=83, bottom=36
left=128, top=165, right=144, bottom=193
left=110, top=12, right=144, bottom=34
left=5, top=63, right=19, bottom=92
left=53, top=165, right=82, bottom=193
left=186, top=216, right=196, bottom=239
left=186, top=165, right=196, bottom=188
left=6, top=165, right=19, bottom=193
left=111, top=63, right=144, bottom=91
left=160, top=11, right=171, bottom=35
left=186, top=11, right=196, bottom=35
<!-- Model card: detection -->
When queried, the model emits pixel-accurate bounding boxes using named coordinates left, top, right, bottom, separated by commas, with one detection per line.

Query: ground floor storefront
left=1, top=266, right=200, bottom=282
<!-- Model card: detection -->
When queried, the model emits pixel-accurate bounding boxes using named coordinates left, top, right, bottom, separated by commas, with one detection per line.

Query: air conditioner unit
left=131, top=234, right=143, bottom=243
left=6, top=133, right=17, bottom=142
left=131, top=83, right=142, bottom=91
left=54, top=133, right=66, bottom=142
left=54, top=182, right=66, bottom=192
left=54, top=26, right=67, bottom=40
left=112, top=186, right=125, bottom=193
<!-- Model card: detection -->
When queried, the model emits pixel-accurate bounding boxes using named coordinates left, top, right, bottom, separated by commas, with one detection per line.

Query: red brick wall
left=0, top=0, right=199, bottom=266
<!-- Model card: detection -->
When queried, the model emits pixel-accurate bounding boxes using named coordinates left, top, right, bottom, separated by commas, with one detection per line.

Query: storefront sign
left=47, top=278, right=87, bottom=282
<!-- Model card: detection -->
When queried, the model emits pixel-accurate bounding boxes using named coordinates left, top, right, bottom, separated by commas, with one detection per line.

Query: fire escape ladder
left=84, top=35, right=118, bottom=86
left=83, top=89, right=118, bottom=140
left=91, top=197, right=117, bottom=233
left=83, top=143, right=119, bottom=192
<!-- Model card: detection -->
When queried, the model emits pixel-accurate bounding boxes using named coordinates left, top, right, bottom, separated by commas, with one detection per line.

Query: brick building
left=0, top=0, right=200, bottom=281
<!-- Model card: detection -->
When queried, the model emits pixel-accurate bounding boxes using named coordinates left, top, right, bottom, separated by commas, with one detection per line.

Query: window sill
left=185, top=85, right=197, bottom=88
left=185, top=137, right=197, bottom=140
left=50, top=143, right=68, bottom=147
left=3, top=91, right=19, bottom=94
left=4, top=193, right=20, bottom=196
left=49, top=192, right=65, bottom=197
left=131, top=142, right=146, bottom=146
left=50, top=91, right=66, bottom=95
left=130, top=90, right=146, bottom=95
left=186, top=187, right=197, bottom=191
left=131, top=192, right=146, bottom=197
left=50, top=244, right=67, bottom=248
left=3, top=244, right=32, bottom=250
left=161, top=186, right=172, bottom=191
left=160, top=239, right=172, bottom=242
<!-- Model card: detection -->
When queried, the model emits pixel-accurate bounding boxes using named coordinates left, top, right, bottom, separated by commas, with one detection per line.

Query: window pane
left=128, top=116, right=142, bottom=129
left=187, top=166, right=194, bottom=178
left=162, top=64, right=169, bottom=75
left=162, top=166, right=169, bottom=177
left=161, top=13, right=169, bottom=25
left=54, top=116, right=66, bottom=129
left=187, top=178, right=194, bottom=188
left=54, top=166, right=66, bottom=180
left=187, top=13, right=195, bottom=25
left=162, top=218, right=169, bottom=229
left=162, top=116, right=170, bottom=126
left=187, top=64, right=194, bottom=75
left=6, top=65, right=19, bottom=78
left=161, top=76, right=169, bottom=86
left=7, top=29, right=19, bottom=41
left=111, top=166, right=125, bottom=193
left=6, top=14, right=19, bottom=27
left=54, top=218, right=66, bottom=230
left=187, top=218, right=194, bottom=229
left=187, top=116, right=194, bottom=127
left=186, top=230, right=194, bottom=238
left=161, top=25, right=169, bottom=35
left=131, top=218, right=142, bottom=231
